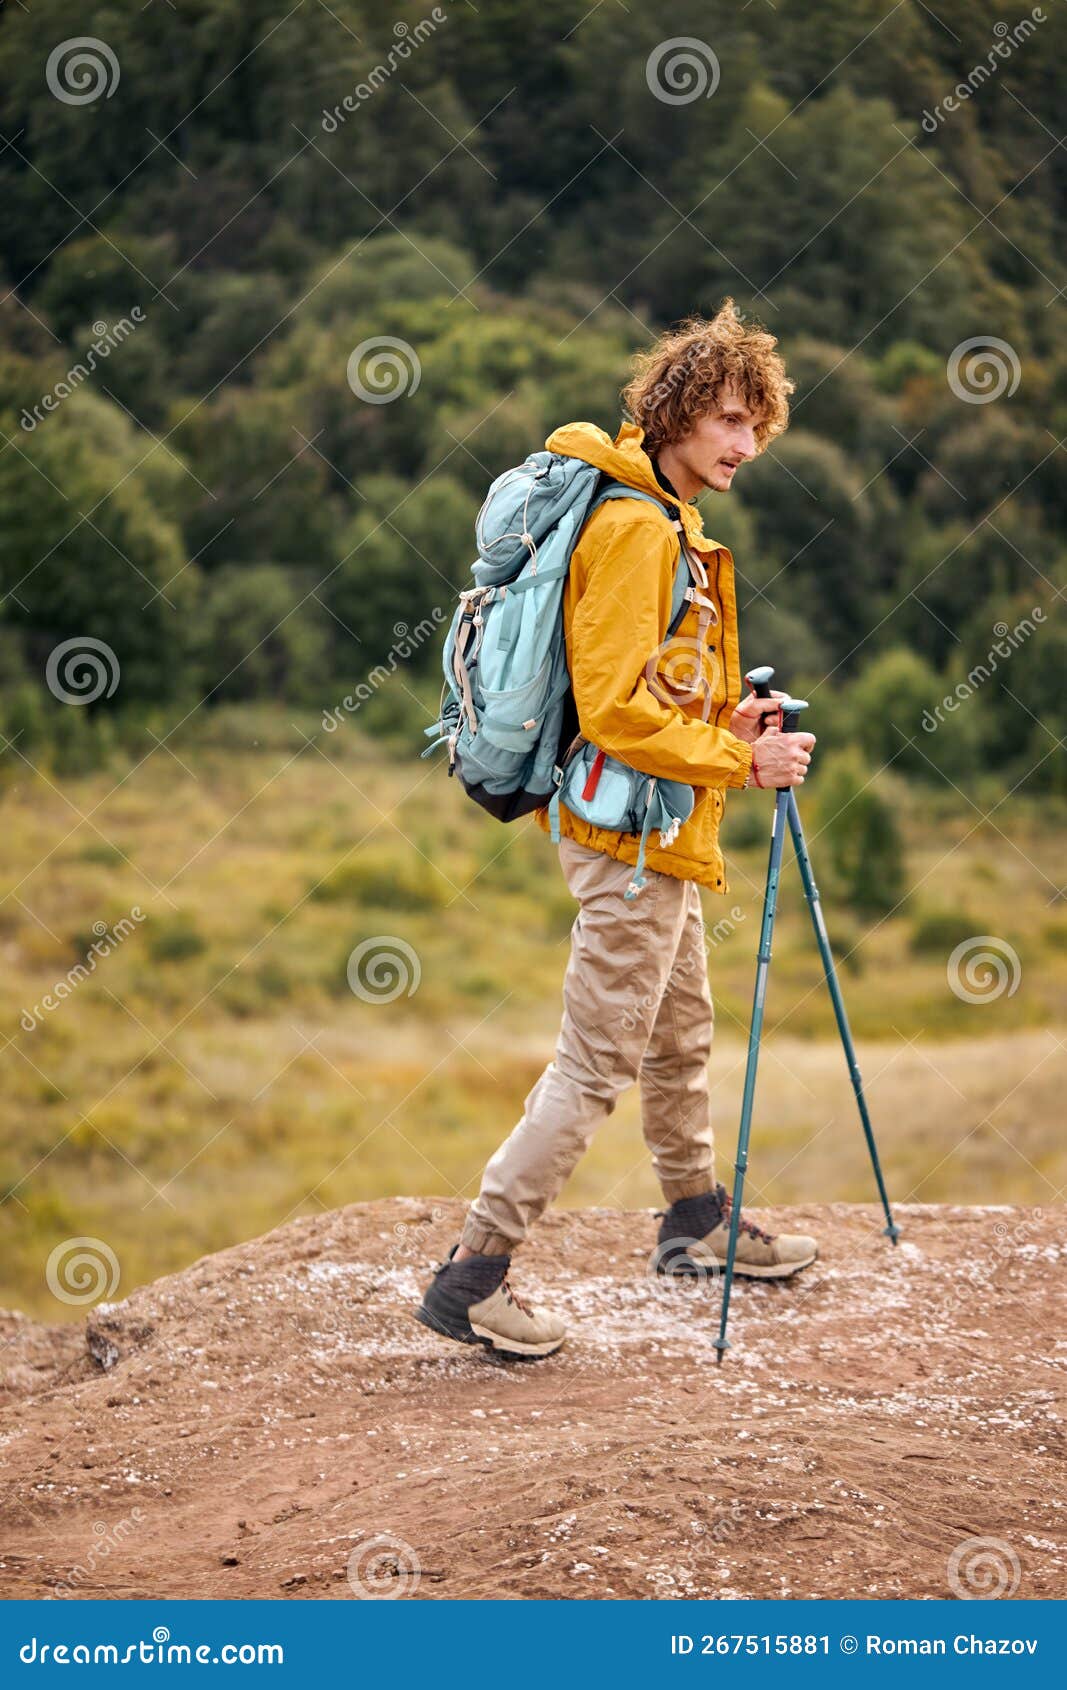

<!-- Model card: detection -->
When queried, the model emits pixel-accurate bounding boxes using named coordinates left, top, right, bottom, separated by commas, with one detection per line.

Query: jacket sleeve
left=567, top=508, right=754, bottom=790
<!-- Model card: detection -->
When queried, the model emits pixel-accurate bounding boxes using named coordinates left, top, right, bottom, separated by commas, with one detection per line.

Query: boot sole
left=658, top=1250, right=818, bottom=1281
left=413, top=1306, right=564, bottom=1360
left=469, top=1320, right=565, bottom=1358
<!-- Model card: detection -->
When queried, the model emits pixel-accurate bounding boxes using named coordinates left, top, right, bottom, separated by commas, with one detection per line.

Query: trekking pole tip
left=712, top=1337, right=730, bottom=1366
left=884, top=1221, right=901, bottom=1245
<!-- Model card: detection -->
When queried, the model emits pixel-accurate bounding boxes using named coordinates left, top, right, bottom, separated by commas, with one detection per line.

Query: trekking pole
left=713, top=696, right=808, bottom=1365
left=745, top=666, right=900, bottom=1245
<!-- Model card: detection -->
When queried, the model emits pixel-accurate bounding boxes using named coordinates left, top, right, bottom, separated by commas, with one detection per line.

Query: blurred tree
left=195, top=563, right=332, bottom=705
left=325, top=473, right=475, bottom=667
left=813, top=750, right=907, bottom=918
left=0, top=377, right=198, bottom=707
left=848, top=646, right=980, bottom=784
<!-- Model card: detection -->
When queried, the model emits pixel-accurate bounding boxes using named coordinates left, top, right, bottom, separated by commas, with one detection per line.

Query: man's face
left=676, top=384, right=766, bottom=493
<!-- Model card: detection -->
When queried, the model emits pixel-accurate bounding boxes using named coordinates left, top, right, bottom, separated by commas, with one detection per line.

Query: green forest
left=1, top=0, right=1064, bottom=788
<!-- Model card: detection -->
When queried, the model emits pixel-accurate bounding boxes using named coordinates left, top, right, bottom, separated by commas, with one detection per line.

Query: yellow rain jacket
left=534, top=421, right=754, bottom=893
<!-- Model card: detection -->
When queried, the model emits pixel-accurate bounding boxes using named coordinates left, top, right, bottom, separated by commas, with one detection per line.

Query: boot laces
left=719, top=1185, right=774, bottom=1246
left=501, top=1276, right=532, bottom=1316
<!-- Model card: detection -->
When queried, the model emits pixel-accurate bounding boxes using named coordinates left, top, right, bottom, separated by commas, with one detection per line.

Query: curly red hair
left=622, top=299, right=793, bottom=453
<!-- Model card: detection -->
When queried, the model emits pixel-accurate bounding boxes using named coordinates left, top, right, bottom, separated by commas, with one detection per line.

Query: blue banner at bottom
left=2, top=1599, right=1064, bottom=1684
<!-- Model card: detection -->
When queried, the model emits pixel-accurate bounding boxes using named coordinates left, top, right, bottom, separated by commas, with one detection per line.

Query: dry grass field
left=1, top=706, right=1063, bottom=1318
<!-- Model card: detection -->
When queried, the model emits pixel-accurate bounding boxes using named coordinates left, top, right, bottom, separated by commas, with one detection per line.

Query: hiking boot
left=415, top=1246, right=566, bottom=1359
left=656, top=1185, right=817, bottom=1280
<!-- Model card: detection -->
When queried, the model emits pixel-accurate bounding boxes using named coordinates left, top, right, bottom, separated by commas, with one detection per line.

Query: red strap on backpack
left=581, top=747, right=607, bottom=801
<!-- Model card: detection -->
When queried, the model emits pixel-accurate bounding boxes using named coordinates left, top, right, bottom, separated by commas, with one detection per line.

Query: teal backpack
left=424, top=450, right=713, bottom=897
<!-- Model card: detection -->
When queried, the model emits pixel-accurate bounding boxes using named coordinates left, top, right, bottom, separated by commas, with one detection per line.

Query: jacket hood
left=546, top=420, right=666, bottom=499
left=545, top=421, right=726, bottom=555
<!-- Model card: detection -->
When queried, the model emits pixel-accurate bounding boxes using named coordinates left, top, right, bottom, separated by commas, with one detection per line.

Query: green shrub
left=847, top=648, right=981, bottom=782
left=76, top=841, right=128, bottom=866
left=812, top=751, right=907, bottom=917
left=311, top=849, right=449, bottom=911
left=723, top=797, right=768, bottom=851
left=146, top=913, right=207, bottom=962
left=909, top=905, right=978, bottom=956
left=256, top=958, right=294, bottom=1000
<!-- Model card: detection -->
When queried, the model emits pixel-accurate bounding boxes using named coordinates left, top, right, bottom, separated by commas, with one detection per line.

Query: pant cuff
left=460, top=1218, right=515, bottom=1257
left=660, top=1172, right=717, bottom=1205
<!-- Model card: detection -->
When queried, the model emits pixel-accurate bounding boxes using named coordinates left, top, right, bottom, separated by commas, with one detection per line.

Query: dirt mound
left=1, top=1200, right=1065, bottom=1600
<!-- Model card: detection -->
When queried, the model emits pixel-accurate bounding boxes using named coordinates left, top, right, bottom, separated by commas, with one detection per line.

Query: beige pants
left=462, top=837, right=716, bottom=1255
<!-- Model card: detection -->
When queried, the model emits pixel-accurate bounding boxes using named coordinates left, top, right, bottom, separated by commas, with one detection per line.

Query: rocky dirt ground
left=1, top=1199, right=1065, bottom=1601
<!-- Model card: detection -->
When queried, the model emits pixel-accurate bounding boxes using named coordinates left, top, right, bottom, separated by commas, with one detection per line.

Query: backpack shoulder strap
left=588, top=480, right=693, bottom=637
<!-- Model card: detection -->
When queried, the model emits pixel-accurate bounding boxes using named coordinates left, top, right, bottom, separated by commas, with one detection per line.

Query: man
left=417, top=300, right=817, bottom=1358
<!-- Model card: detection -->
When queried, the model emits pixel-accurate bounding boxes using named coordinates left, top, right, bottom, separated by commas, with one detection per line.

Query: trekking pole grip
left=777, top=696, right=809, bottom=790
left=745, top=664, right=775, bottom=702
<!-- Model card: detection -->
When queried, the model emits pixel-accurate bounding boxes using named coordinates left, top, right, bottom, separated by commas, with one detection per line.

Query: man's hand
left=749, top=726, right=816, bottom=788
left=729, top=689, right=788, bottom=744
